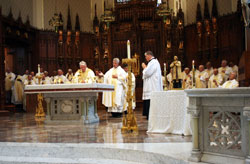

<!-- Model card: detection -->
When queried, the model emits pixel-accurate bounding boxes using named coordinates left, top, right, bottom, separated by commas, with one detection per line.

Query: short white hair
left=113, top=58, right=120, bottom=63
left=79, top=61, right=87, bottom=66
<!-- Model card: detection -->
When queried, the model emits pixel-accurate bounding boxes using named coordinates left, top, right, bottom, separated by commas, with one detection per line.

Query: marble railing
left=185, top=88, right=250, bottom=164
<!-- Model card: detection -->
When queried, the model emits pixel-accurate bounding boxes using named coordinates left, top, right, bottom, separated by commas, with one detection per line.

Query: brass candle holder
left=121, top=58, right=138, bottom=134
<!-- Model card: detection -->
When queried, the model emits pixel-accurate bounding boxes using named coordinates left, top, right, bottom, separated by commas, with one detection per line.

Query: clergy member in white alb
left=221, top=72, right=239, bottom=88
left=74, top=61, right=95, bottom=83
left=218, top=60, right=233, bottom=83
left=142, top=51, right=163, bottom=120
left=102, top=58, right=127, bottom=117
left=182, top=67, right=192, bottom=89
left=208, top=68, right=223, bottom=88
left=205, top=62, right=213, bottom=78
left=195, top=65, right=209, bottom=88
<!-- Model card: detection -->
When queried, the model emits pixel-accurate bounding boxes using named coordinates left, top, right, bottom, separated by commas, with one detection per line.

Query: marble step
left=0, top=156, right=143, bottom=164
left=0, top=142, right=191, bottom=164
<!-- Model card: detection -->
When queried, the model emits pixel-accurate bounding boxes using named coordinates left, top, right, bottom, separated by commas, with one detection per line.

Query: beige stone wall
left=0, top=0, right=33, bottom=25
left=43, top=0, right=92, bottom=32
left=0, top=0, right=241, bottom=31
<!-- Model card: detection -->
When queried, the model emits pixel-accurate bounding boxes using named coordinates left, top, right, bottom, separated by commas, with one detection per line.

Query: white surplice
left=102, top=66, right=127, bottom=113
left=208, top=74, right=223, bottom=88
left=142, top=58, right=163, bottom=100
left=218, top=66, right=233, bottom=83
left=195, top=71, right=209, bottom=88
left=221, top=79, right=239, bottom=88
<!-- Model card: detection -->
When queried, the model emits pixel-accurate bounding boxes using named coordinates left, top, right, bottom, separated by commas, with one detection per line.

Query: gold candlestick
left=192, top=60, right=196, bottom=88
left=35, top=93, right=45, bottom=117
left=122, top=58, right=138, bottom=134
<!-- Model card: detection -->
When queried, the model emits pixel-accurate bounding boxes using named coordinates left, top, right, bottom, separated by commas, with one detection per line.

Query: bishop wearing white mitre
left=74, top=61, right=95, bottom=83
left=221, top=72, right=239, bottom=88
left=102, top=58, right=127, bottom=117
left=208, top=68, right=223, bottom=88
left=218, top=60, right=233, bottom=83
left=195, top=65, right=209, bottom=88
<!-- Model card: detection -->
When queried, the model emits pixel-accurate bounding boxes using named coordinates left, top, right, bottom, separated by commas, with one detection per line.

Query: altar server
left=142, top=51, right=163, bottom=120
left=102, top=58, right=127, bottom=117
left=74, top=61, right=95, bottom=83
left=182, top=67, right=192, bottom=89
left=123, top=63, right=136, bottom=111
left=195, top=65, right=209, bottom=88
left=218, top=60, right=233, bottom=83
left=5, top=68, right=16, bottom=104
left=221, top=72, right=239, bottom=88
left=208, top=68, right=223, bottom=88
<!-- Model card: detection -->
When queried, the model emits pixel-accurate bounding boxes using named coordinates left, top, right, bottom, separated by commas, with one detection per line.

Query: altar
left=147, top=90, right=192, bottom=136
left=24, top=83, right=114, bottom=124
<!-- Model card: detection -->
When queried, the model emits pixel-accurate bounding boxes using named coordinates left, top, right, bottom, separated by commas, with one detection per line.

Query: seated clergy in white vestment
left=208, top=68, right=223, bottom=88
left=73, top=61, right=95, bottom=83
left=12, top=75, right=24, bottom=105
left=218, top=60, right=233, bottom=83
left=229, top=61, right=239, bottom=80
left=53, top=69, right=69, bottom=84
left=195, top=65, right=209, bottom=88
left=221, top=72, right=239, bottom=88
left=182, top=67, right=192, bottom=89
left=102, top=58, right=127, bottom=117
left=122, top=63, right=136, bottom=111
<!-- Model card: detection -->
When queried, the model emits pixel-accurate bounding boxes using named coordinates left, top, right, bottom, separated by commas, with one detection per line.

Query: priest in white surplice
left=142, top=51, right=163, bottom=120
left=208, top=68, right=223, bottom=88
left=102, top=58, right=127, bottom=117
left=221, top=72, right=239, bottom=88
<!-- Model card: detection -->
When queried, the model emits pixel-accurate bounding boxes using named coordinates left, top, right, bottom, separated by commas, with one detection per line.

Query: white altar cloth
left=147, top=90, right=192, bottom=136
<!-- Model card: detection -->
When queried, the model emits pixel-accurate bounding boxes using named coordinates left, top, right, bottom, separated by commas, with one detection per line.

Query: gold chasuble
left=74, top=68, right=95, bottom=83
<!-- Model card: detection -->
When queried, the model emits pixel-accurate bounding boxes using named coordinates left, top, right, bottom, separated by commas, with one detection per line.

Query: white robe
left=195, top=71, right=209, bottom=88
left=53, top=75, right=69, bottom=84
left=5, top=72, right=16, bottom=91
left=205, top=67, right=213, bottom=78
left=218, top=66, right=233, bottom=83
left=142, top=58, right=163, bottom=100
left=221, top=79, right=239, bottom=88
left=208, top=74, right=223, bottom=88
left=182, top=72, right=192, bottom=89
left=167, top=73, right=173, bottom=90
left=102, top=66, right=127, bottom=113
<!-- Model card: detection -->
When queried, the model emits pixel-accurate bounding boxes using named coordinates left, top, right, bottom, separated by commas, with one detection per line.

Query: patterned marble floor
left=0, top=109, right=191, bottom=143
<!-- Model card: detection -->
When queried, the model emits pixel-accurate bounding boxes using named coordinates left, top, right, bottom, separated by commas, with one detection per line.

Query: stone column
left=44, top=98, right=51, bottom=120
left=80, top=98, right=86, bottom=120
left=243, top=101, right=250, bottom=164
left=187, top=97, right=201, bottom=162
left=94, top=96, right=98, bottom=118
